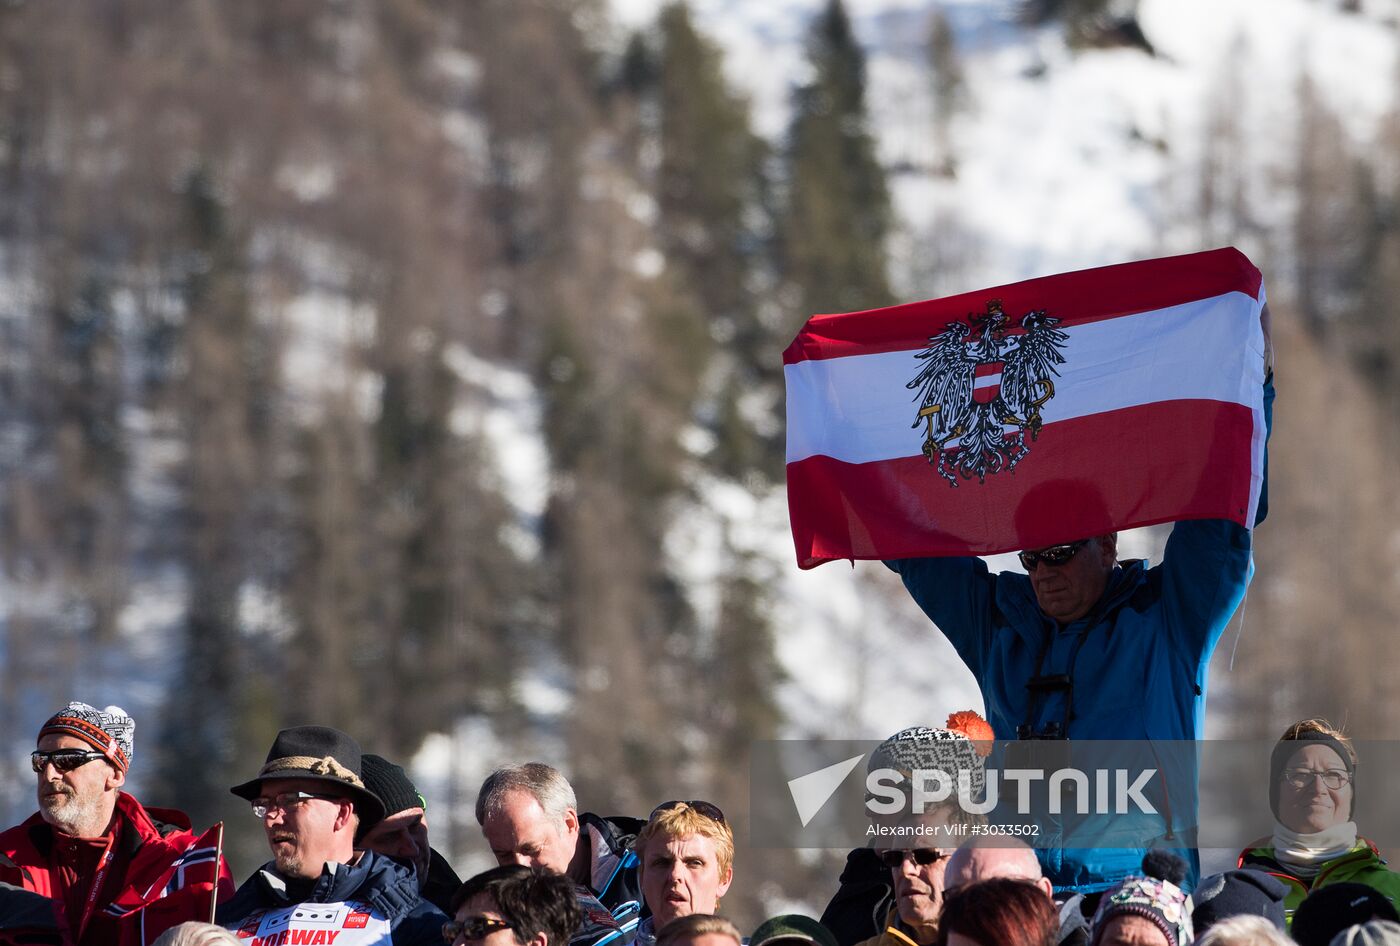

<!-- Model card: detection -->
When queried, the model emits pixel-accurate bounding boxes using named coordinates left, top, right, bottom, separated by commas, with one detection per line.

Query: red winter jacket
left=0, top=791, right=233, bottom=946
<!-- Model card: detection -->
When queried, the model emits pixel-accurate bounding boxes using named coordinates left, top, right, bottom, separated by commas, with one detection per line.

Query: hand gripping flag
left=785, top=247, right=1269, bottom=568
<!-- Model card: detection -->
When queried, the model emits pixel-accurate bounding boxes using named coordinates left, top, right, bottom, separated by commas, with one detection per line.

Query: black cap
left=1191, top=869, right=1288, bottom=934
left=360, top=754, right=424, bottom=818
left=1292, top=882, right=1400, bottom=946
left=750, top=916, right=838, bottom=946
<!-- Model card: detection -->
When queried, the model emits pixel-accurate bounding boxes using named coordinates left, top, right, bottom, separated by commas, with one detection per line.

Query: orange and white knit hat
left=38, top=702, right=134, bottom=773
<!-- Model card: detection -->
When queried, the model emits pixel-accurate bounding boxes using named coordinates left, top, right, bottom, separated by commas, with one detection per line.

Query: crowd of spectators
left=2, top=700, right=1396, bottom=946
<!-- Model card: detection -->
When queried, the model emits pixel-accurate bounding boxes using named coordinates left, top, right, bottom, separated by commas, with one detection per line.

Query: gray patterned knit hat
left=39, top=702, right=135, bottom=773
left=868, top=712, right=993, bottom=800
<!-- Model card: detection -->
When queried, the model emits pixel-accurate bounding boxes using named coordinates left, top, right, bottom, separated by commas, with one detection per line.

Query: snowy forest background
left=3, top=0, right=1400, bottom=924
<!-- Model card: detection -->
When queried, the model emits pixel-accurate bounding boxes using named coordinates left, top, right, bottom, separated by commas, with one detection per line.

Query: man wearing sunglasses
left=880, top=370, right=1275, bottom=895
left=0, top=701, right=233, bottom=945
left=852, top=844, right=955, bottom=946
left=216, top=725, right=445, bottom=944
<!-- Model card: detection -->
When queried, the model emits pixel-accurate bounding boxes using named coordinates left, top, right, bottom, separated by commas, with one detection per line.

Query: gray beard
left=274, top=850, right=308, bottom=879
left=40, top=792, right=106, bottom=838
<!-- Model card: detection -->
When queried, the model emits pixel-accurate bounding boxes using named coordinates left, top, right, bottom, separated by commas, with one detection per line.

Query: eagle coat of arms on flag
left=784, top=247, right=1266, bottom=566
left=907, top=299, right=1068, bottom=485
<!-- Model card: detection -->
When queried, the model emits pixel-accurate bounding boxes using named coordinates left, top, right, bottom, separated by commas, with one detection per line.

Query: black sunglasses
left=443, top=916, right=513, bottom=943
left=879, top=848, right=951, bottom=869
left=31, top=749, right=108, bottom=774
left=1018, top=540, right=1088, bottom=571
left=649, top=799, right=726, bottom=825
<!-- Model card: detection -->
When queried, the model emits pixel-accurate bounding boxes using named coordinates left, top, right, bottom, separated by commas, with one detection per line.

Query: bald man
left=942, top=839, right=1086, bottom=946
left=943, top=838, right=1051, bottom=895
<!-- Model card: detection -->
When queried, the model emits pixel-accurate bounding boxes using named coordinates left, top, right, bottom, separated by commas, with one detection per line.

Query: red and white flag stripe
left=784, top=247, right=1268, bottom=568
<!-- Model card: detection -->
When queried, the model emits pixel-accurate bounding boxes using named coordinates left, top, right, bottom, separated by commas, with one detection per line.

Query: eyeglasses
left=31, top=749, right=108, bottom=774
left=649, top=799, right=727, bottom=825
left=250, top=791, right=345, bottom=819
left=442, top=916, right=513, bottom=943
left=1283, top=768, right=1352, bottom=790
left=1018, top=541, right=1088, bottom=571
left=879, top=848, right=951, bottom=869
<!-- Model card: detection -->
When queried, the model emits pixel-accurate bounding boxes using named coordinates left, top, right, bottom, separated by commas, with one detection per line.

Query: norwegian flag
left=101, top=822, right=232, bottom=944
left=784, top=247, right=1269, bottom=567
left=157, top=829, right=224, bottom=900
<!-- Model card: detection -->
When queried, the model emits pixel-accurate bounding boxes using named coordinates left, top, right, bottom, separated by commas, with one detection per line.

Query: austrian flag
left=784, top=247, right=1269, bottom=568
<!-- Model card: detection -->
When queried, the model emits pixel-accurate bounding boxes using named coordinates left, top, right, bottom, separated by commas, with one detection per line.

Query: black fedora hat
left=230, top=725, right=385, bottom=826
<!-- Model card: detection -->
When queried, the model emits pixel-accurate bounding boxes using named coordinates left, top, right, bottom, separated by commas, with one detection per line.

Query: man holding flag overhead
left=785, top=248, right=1273, bottom=896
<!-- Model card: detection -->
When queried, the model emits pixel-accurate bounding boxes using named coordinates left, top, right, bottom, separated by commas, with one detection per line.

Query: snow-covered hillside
left=607, top=0, right=1400, bottom=742
left=617, top=0, right=1397, bottom=282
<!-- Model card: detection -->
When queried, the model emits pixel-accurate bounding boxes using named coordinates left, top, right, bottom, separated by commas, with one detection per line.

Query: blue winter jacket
left=886, top=379, right=1273, bottom=892
left=887, top=519, right=1253, bottom=743
left=217, top=849, right=445, bottom=945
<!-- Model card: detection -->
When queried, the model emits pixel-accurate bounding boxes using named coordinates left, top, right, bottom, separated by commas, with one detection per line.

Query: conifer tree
left=1018, top=0, right=1111, bottom=41
left=1357, top=76, right=1400, bottom=399
left=155, top=166, right=273, bottom=851
left=1293, top=69, right=1357, bottom=336
left=925, top=7, right=965, bottom=176
left=656, top=2, right=765, bottom=333
left=651, top=5, right=785, bottom=804
left=466, top=0, right=699, bottom=813
left=780, top=0, right=894, bottom=327
left=653, top=2, right=780, bottom=478
left=43, top=271, right=127, bottom=640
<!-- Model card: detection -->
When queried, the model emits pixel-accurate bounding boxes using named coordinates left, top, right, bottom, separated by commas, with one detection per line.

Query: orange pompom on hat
left=945, top=710, right=995, bottom=757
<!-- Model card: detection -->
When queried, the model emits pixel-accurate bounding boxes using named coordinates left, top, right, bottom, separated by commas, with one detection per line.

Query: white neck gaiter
left=1271, top=820, right=1359, bottom=878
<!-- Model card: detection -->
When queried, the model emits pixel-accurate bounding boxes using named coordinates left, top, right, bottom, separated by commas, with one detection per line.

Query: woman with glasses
left=1239, top=718, right=1400, bottom=927
left=445, top=865, right=582, bottom=946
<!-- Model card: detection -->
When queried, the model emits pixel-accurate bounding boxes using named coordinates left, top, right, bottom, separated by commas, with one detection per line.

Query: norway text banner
left=784, top=247, right=1268, bottom=568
